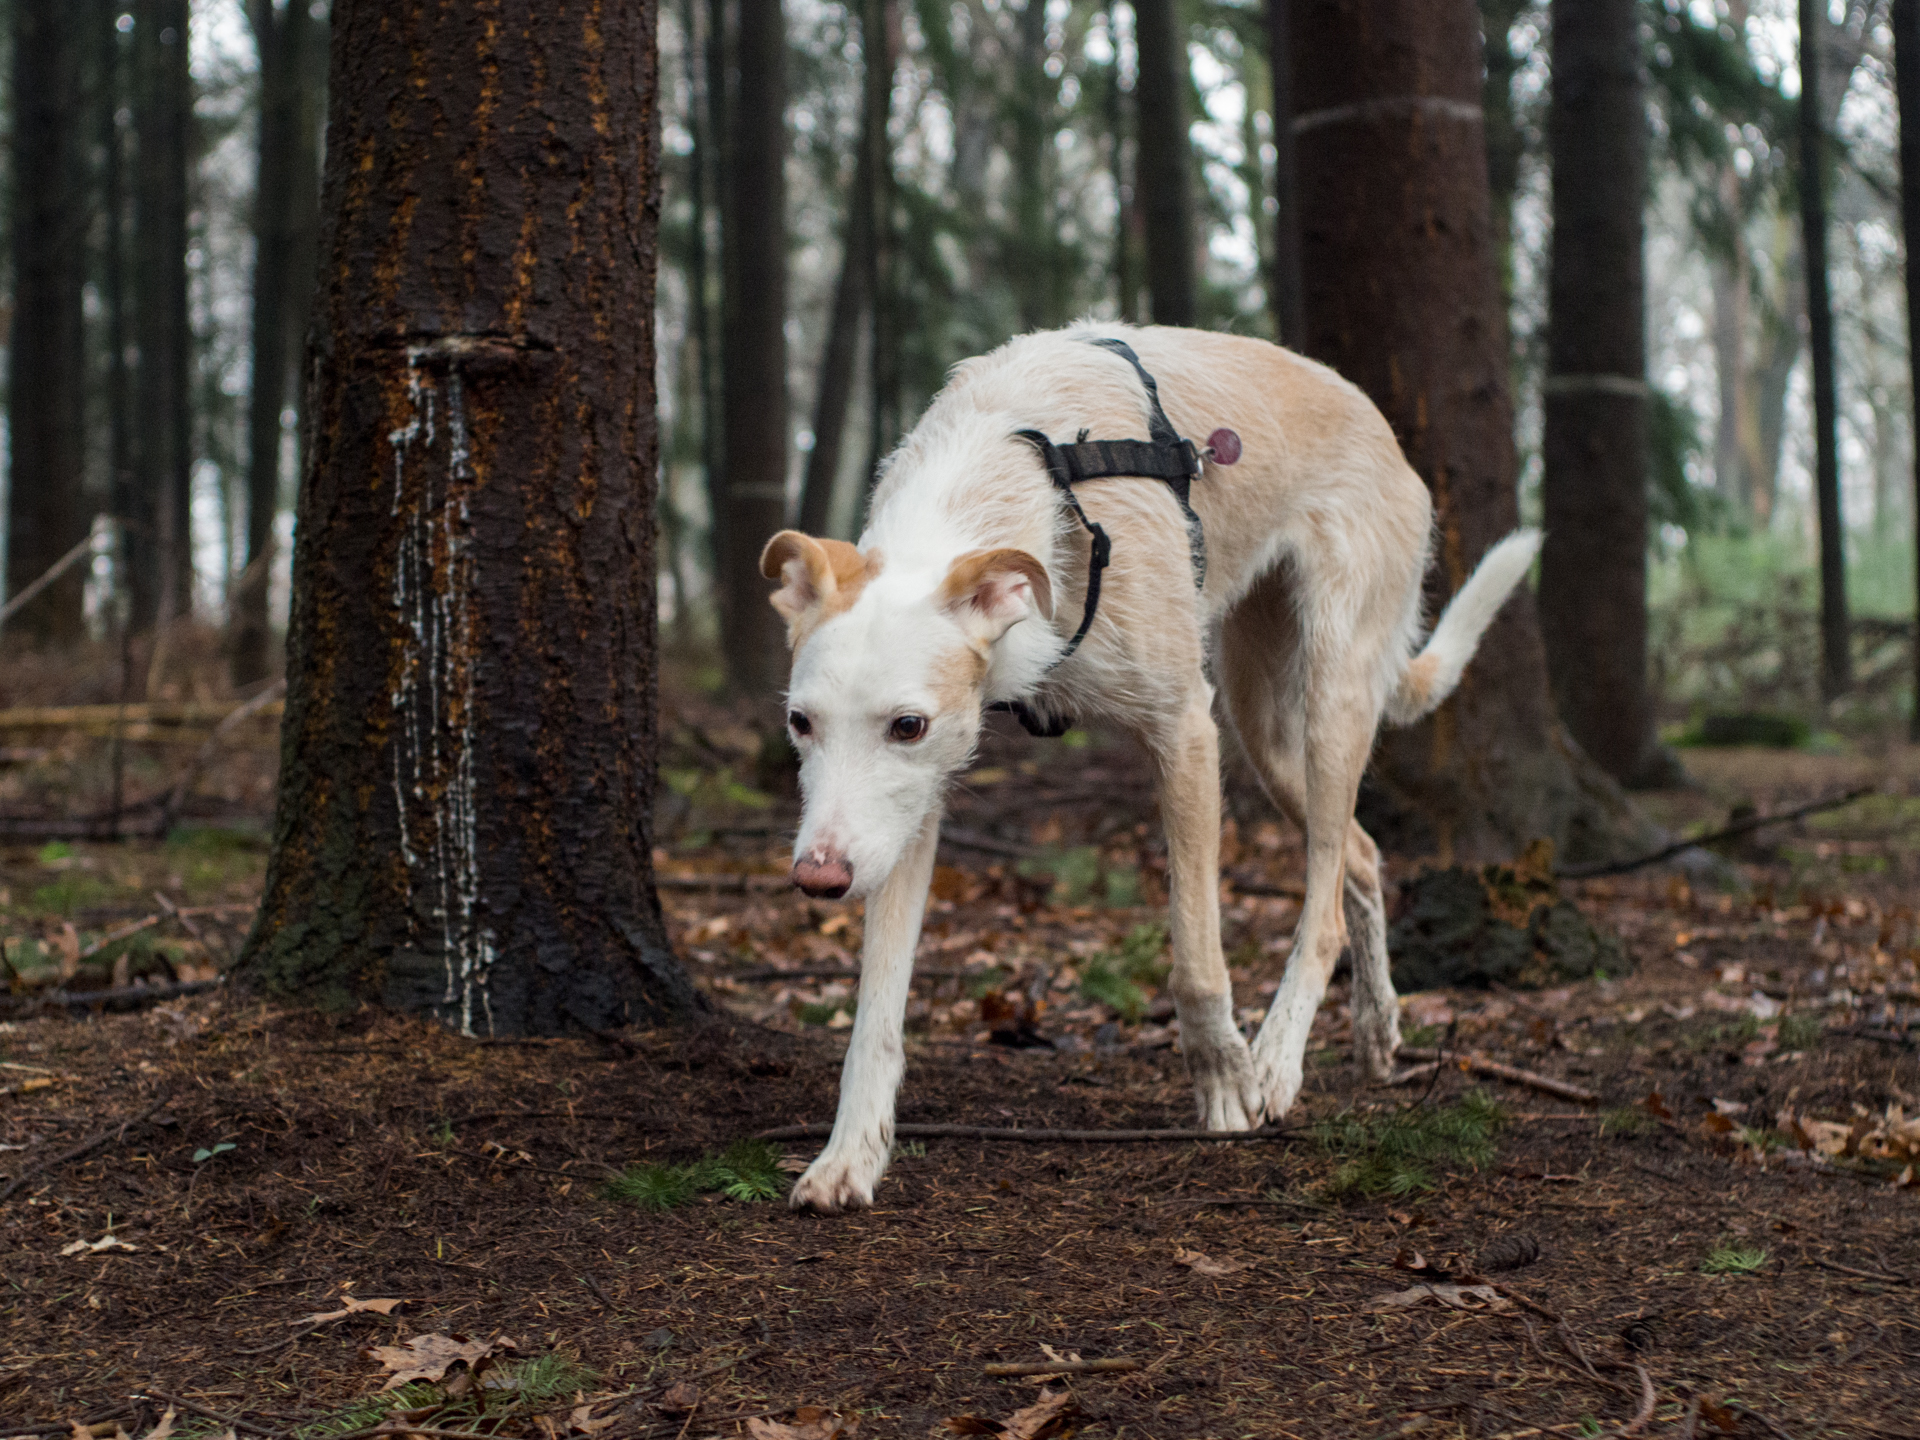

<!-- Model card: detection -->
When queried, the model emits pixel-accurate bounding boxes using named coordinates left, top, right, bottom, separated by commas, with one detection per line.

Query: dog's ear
left=760, top=531, right=879, bottom=639
left=939, top=548, right=1053, bottom=641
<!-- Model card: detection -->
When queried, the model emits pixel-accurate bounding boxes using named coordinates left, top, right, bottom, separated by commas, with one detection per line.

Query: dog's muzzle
left=792, top=850, right=852, bottom=899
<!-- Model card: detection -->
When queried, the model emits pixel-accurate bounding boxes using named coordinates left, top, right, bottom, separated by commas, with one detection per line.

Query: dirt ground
left=3, top=705, right=1918, bottom=1439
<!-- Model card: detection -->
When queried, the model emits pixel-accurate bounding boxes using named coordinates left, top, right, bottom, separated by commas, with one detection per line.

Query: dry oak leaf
left=1172, top=1246, right=1251, bottom=1277
left=60, top=1234, right=136, bottom=1257
left=365, top=1332, right=517, bottom=1391
left=568, top=1403, right=619, bottom=1436
left=745, top=1407, right=858, bottom=1440
left=138, top=1408, right=175, bottom=1440
left=293, top=1295, right=407, bottom=1327
left=1367, top=1283, right=1515, bottom=1314
left=654, top=1382, right=702, bottom=1414
left=945, top=1388, right=1080, bottom=1440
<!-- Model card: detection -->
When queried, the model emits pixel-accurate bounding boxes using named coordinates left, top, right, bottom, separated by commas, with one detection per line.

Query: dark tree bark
left=864, top=0, right=902, bottom=505
left=682, top=0, right=722, bottom=568
left=98, top=0, right=134, bottom=594
left=1008, top=0, right=1061, bottom=332
left=715, top=0, right=791, bottom=695
left=1293, top=0, right=1648, bottom=864
left=129, top=0, right=194, bottom=632
left=1798, top=0, right=1851, bottom=701
left=232, top=0, right=324, bottom=687
left=1896, top=0, right=1920, bottom=742
left=1480, top=0, right=1532, bottom=307
left=798, top=0, right=891, bottom=537
left=234, top=0, right=700, bottom=1033
left=1538, top=0, right=1659, bottom=787
left=1263, top=0, right=1304, bottom=348
left=6, top=0, right=91, bottom=645
left=1133, top=0, right=1197, bottom=326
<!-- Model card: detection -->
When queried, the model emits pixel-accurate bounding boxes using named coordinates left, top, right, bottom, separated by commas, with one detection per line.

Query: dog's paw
left=1352, top=1005, right=1401, bottom=1084
left=1249, top=1032, right=1304, bottom=1123
left=1177, top=992, right=1265, bottom=1131
left=788, top=1148, right=882, bottom=1214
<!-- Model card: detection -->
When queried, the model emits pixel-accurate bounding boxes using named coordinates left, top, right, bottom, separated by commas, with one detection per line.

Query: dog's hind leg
left=1148, top=695, right=1263, bottom=1131
left=788, top=809, right=942, bottom=1213
left=1342, top=823, right=1399, bottom=1082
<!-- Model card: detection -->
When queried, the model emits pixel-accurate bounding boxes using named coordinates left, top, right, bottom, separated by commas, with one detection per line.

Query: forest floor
left=1, top=675, right=1917, bottom=1439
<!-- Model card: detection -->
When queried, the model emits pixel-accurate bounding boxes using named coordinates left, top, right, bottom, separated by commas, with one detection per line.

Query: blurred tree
left=6, top=0, right=91, bottom=644
left=130, top=0, right=194, bottom=633
left=96, top=0, right=134, bottom=606
left=1134, top=0, right=1197, bottom=325
left=1479, top=0, right=1535, bottom=311
left=232, top=0, right=325, bottom=686
left=1538, top=0, right=1663, bottom=787
left=1106, top=0, right=1139, bottom=323
left=715, top=0, right=791, bottom=694
left=1263, top=0, right=1303, bottom=347
left=1798, top=0, right=1851, bottom=700
left=1293, top=0, right=1646, bottom=862
left=236, top=0, right=700, bottom=1031
left=1896, top=0, right=1920, bottom=740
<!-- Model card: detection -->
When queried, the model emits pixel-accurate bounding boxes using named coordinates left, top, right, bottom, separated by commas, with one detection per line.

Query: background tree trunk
left=1896, top=0, right=1920, bottom=742
left=129, top=0, right=195, bottom=633
left=98, top=0, right=134, bottom=600
left=1798, top=0, right=1851, bottom=701
left=1263, top=0, right=1304, bottom=348
left=6, top=0, right=91, bottom=645
left=1133, top=0, right=1197, bottom=326
left=235, top=0, right=700, bottom=1034
left=1293, top=0, right=1647, bottom=865
left=1106, top=0, right=1138, bottom=324
left=798, top=0, right=888, bottom=537
left=1538, top=0, right=1660, bottom=787
left=232, top=0, right=321, bottom=686
left=715, top=0, right=791, bottom=695
left=1480, top=0, right=1531, bottom=312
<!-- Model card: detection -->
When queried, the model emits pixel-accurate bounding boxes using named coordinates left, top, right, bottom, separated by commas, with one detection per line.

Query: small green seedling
left=605, top=1138, right=787, bottom=1211
left=1702, top=1241, right=1769, bottom=1275
left=1315, top=1091, right=1504, bottom=1199
left=192, top=1142, right=237, bottom=1164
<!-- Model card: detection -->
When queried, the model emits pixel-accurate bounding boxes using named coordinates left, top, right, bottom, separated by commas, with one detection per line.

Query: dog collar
left=991, top=337, right=1239, bottom=739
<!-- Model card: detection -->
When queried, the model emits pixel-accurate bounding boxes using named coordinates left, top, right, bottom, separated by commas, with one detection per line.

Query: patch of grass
left=501, top=1352, right=598, bottom=1402
left=1777, top=1013, right=1824, bottom=1050
left=287, top=1354, right=597, bottom=1440
left=31, top=873, right=112, bottom=916
left=1702, top=1241, right=1769, bottom=1275
left=1078, top=924, right=1169, bottom=1021
left=792, top=997, right=855, bottom=1027
left=966, top=967, right=1010, bottom=999
left=35, top=840, right=75, bottom=865
left=294, top=1381, right=443, bottom=1439
left=893, top=1139, right=927, bottom=1159
left=1315, top=1091, right=1504, bottom=1199
left=1600, top=1106, right=1654, bottom=1137
left=605, top=1138, right=787, bottom=1211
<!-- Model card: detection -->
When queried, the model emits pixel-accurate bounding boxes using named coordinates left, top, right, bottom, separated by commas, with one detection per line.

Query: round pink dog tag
left=1207, top=428, right=1242, bottom=465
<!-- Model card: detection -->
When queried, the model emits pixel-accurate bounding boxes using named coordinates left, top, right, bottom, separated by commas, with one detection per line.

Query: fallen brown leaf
left=365, top=1332, right=516, bottom=1391
left=293, top=1295, right=407, bottom=1327
left=745, top=1408, right=858, bottom=1440
left=1001, top=1387, right=1080, bottom=1440
left=1367, top=1283, right=1515, bottom=1314
left=655, top=1382, right=702, bottom=1414
left=138, top=1409, right=175, bottom=1440
left=569, top=1403, right=619, bottom=1436
left=1173, top=1245, right=1251, bottom=1277
left=59, top=1234, right=136, bottom=1257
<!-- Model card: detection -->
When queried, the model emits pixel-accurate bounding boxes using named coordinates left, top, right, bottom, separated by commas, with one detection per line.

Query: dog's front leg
left=788, top=810, right=941, bottom=1213
left=1153, top=699, right=1265, bottom=1130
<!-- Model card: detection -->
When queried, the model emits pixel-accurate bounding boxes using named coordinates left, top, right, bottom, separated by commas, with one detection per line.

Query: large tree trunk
left=232, top=0, right=322, bottom=686
left=6, top=0, right=91, bottom=645
left=1133, top=0, right=1197, bottom=327
left=714, top=0, right=791, bottom=695
left=1538, top=0, right=1659, bottom=787
left=1293, top=0, right=1646, bottom=865
left=129, top=0, right=194, bottom=633
left=1009, top=0, right=1058, bottom=332
left=1798, top=0, right=1851, bottom=701
left=798, top=0, right=889, bottom=537
left=234, top=0, right=701, bottom=1034
left=1896, top=0, right=1920, bottom=742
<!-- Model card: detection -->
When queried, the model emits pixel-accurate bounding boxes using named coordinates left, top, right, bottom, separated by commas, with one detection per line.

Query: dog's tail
left=1384, top=529, right=1541, bottom=725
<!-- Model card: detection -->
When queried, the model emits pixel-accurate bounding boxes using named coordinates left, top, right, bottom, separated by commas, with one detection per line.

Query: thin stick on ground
left=754, top=1122, right=1309, bottom=1144
left=983, top=1358, right=1141, bottom=1377
left=138, top=1392, right=277, bottom=1439
left=1557, top=785, right=1873, bottom=879
left=1395, top=1048, right=1599, bottom=1105
left=0, top=1092, right=172, bottom=1202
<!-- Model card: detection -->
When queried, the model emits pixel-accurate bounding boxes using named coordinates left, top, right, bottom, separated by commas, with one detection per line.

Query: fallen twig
left=1395, top=1048, right=1599, bottom=1105
left=156, top=679, right=287, bottom=834
left=138, top=1391, right=278, bottom=1438
left=754, top=1121, right=1308, bottom=1143
left=982, top=1358, right=1139, bottom=1377
left=155, top=890, right=237, bottom=967
left=0, top=533, right=96, bottom=630
left=1807, top=1256, right=1914, bottom=1285
left=0, top=977, right=223, bottom=1016
left=1557, top=786, right=1873, bottom=879
left=0, top=1092, right=171, bottom=1202
left=77, top=912, right=162, bottom=962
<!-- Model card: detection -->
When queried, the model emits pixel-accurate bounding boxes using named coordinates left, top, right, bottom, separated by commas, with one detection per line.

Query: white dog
left=760, top=323, right=1538, bottom=1213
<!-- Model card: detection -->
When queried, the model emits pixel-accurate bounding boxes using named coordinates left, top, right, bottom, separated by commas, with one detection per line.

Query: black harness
left=988, top=337, right=1236, bottom=738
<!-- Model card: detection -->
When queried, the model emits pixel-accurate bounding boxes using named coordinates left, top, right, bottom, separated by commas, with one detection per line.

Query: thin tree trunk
left=235, top=0, right=699, bottom=1032
left=1480, top=0, right=1530, bottom=311
left=703, top=0, right=733, bottom=635
left=6, top=0, right=91, bottom=645
left=1538, top=0, right=1659, bottom=787
left=1895, top=0, right=1920, bottom=741
left=716, top=0, right=790, bottom=695
left=682, top=0, right=721, bottom=585
left=1133, top=0, right=1197, bottom=327
left=864, top=0, right=902, bottom=504
left=798, top=0, right=886, bottom=537
left=1293, top=0, right=1649, bottom=864
left=1009, top=0, right=1055, bottom=332
left=1263, top=0, right=1303, bottom=347
left=130, top=0, right=194, bottom=634
left=99, top=0, right=134, bottom=613
left=1106, top=0, right=1138, bottom=324
left=1799, top=0, right=1851, bottom=700
left=233, top=0, right=315, bottom=686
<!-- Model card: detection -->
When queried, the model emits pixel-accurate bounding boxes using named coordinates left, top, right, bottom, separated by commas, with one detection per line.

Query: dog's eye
left=888, top=714, right=928, bottom=743
left=788, top=710, right=812, bottom=737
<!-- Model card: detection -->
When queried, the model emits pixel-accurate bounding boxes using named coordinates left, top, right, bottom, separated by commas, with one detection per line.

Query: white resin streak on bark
left=387, top=352, right=496, bottom=1036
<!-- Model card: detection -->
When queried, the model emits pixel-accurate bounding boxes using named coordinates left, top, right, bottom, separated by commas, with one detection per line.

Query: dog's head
left=760, top=530, right=1052, bottom=899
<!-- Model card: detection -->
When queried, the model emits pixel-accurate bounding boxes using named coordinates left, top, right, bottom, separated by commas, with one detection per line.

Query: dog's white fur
left=761, top=323, right=1539, bottom=1213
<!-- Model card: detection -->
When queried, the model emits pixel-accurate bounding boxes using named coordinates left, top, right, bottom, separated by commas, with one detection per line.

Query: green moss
left=605, top=1138, right=787, bottom=1211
